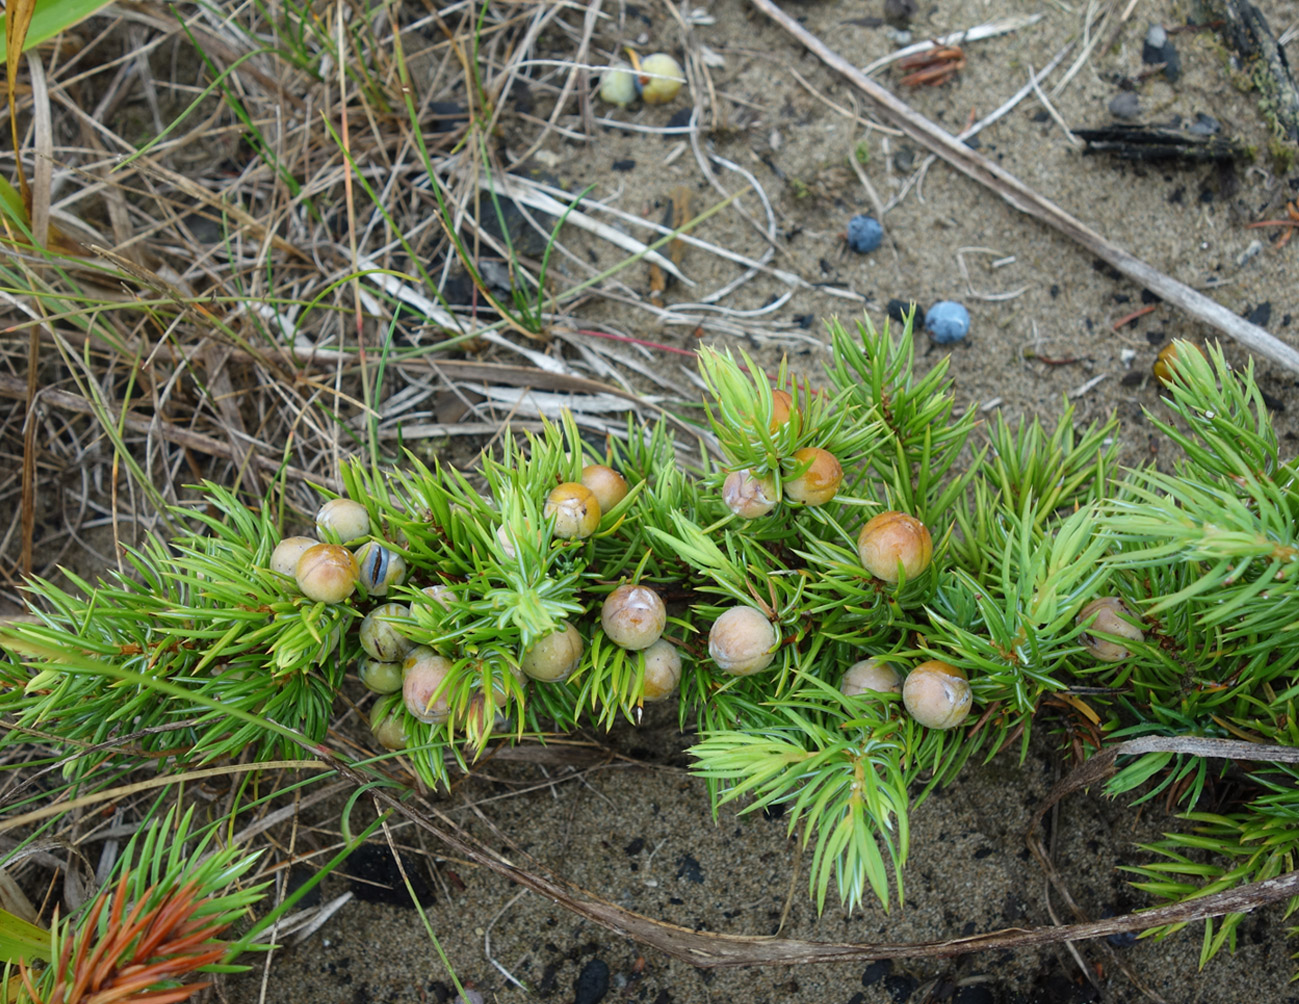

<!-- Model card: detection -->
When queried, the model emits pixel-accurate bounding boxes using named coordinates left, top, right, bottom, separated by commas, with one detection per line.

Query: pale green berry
left=422, top=584, right=457, bottom=608
left=359, top=658, right=404, bottom=694
left=369, top=702, right=406, bottom=750
left=520, top=623, right=584, bottom=682
left=599, top=62, right=637, bottom=106
left=639, top=639, right=682, bottom=702
left=315, top=497, right=370, bottom=543
left=270, top=536, right=318, bottom=578
left=359, top=602, right=414, bottom=661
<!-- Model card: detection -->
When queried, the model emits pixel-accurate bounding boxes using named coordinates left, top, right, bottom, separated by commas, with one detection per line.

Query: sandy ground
left=210, top=0, right=1299, bottom=999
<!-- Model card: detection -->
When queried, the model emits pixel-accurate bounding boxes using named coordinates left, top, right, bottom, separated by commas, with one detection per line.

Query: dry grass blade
left=5, top=0, right=39, bottom=579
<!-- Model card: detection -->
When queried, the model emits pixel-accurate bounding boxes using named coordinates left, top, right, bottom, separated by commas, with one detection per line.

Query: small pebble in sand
left=846, top=214, right=884, bottom=253
left=1108, top=91, right=1141, bottom=120
left=925, top=301, right=970, bottom=344
left=884, top=0, right=917, bottom=27
left=1141, top=23, right=1181, bottom=82
left=1142, top=23, right=1169, bottom=62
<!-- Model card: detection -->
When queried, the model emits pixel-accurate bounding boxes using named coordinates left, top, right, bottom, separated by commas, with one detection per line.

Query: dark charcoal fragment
left=611, top=159, right=636, bottom=172
left=1074, top=124, right=1245, bottom=163
left=1160, top=43, right=1182, bottom=82
left=285, top=864, right=321, bottom=909
left=343, top=844, right=435, bottom=908
left=430, top=101, right=467, bottom=133
left=1246, top=301, right=1273, bottom=327
left=886, top=298, right=923, bottom=324
left=884, top=972, right=918, bottom=1002
left=1209, top=0, right=1299, bottom=142
left=665, top=108, right=693, bottom=133
left=953, top=986, right=998, bottom=1004
left=1141, top=24, right=1181, bottom=81
left=675, top=853, right=704, bottom=883
left=862, top=959, right=893, bottom=985
left=574, top=959, right=610, bottom=1004
left=484, top=191, right=557, bottom=258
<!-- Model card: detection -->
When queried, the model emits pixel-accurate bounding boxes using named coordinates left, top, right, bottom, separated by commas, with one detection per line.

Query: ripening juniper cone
left=709, top=606, right=777, bottom=675
left=545, top=481, right=601, bottom=539
left=902, top=661, right=972, bottom=729
left=602, top=584, right=667, bottom=650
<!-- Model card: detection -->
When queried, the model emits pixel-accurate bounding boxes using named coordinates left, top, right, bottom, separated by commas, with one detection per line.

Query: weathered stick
left=749, top=0, right=1299, bottom=376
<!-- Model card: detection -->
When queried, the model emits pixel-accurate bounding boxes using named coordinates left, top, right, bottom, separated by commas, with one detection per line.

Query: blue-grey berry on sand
left=846, top=214, right=883, bottom=253
left=925, top=301, right=970, bottom=344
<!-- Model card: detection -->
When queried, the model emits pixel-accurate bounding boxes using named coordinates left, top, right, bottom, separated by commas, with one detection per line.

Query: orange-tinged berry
left=638, top=52, right=685, bottom=104
left=902, top=660, right=971, bottom=729
left=545, top=482, right=601, bottom=539
left=295, top=543, right=359, bottom=603
left=770, top=389, right=793, bottom=430
left=784, top=447, right=842, bottom=506
left=581, top=464, right=629, bottom=513
left=1153, top=340, right=1206, bottom=387
left=857, top=511, right=933, bottom=583
left=602, top=584, right=667, bottom=650
left=402, top=646, right=455, bottom=723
